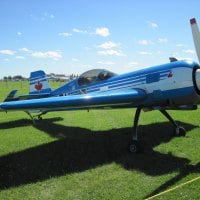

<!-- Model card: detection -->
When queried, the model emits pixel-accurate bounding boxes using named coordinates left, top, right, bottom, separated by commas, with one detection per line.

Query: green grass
left=0, top=81, right=199, bottom=200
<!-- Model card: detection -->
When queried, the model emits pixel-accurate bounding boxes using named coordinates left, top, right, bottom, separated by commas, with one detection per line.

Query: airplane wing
left=0, top=89, right=147, bottom=112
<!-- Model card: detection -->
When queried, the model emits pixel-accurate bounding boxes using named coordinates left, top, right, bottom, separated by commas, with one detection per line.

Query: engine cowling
left=193, top=68, right=200, bottom=94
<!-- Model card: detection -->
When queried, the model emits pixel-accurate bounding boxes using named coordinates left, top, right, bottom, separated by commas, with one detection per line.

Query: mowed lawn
left=0, top=81, right=199, bottom=200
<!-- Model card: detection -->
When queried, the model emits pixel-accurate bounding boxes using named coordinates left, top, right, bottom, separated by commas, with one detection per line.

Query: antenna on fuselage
left=190, top=18, right=200, bottom=62
left=169, top=57, right=178, bottom=62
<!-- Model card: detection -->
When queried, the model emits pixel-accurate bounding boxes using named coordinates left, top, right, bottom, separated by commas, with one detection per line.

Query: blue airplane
left=1, top=18, right=200, bottom=153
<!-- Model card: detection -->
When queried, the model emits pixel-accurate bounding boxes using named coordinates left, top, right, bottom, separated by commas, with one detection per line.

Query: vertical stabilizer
left=29, top=70, right=52, bottom=94
left=190, top=18, right=200, bottom=62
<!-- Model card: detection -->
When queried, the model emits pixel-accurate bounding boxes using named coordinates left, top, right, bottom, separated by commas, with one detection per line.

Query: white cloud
left=176, top=44, right=187, bottom=47
left=50, top=14, right=55, bottom=19
left=30, top=50, right=62, bottom=60
left=183, top=49, right=195, bottom=54
left=129, top=61, right=139, bottom=65
left=84, top=46, right=92, bottom=51
left=30, top=12, right=55, bottom=22
left=173, top=55, right=193, bottom=61
left=19, top=47, right=31, bottom=52
left=17, top=32, right=22, bottom=36
left=59, top=32, right=72, bottom=37
left=95, top=27, right=110, bottom=37
left=60, top=27, right=110, bottom=38
left=72, top=28, right=87, bottom=34
left=123, top=61, right=140, bottom=70
left=139, top=51, right=152, bottom=55
left=97, top=61, right=115, bottom=65
left=0, top=49, right=16, bottom=55
left=19, top=48, right=62, bottom=60
left=97, top=41, right=119, bottom=49
left=147, top=21, right=158, bottom=28
left=16, top=56, right=25, bottom=60
left=97, top=49, right=125, bottom=56
left=138, top=39, right=153, bottom=46
left=158, top=38, right=168, bottom=43
left=151, top=23, right=158, bottom=28
left=72, top=58, right=79, bottom=62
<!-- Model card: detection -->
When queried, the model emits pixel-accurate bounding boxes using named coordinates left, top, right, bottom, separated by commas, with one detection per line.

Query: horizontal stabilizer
left=4, top=90, right=18, bottom=102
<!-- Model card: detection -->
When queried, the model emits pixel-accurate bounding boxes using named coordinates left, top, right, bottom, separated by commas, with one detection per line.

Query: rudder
left=29, top=70, right=52, bottom=94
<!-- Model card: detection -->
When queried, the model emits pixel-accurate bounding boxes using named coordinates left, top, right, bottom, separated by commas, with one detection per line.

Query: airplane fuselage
left=52, top=60, right=200, bottom=109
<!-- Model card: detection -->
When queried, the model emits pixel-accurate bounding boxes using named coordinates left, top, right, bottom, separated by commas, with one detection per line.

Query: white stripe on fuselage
left=84, top=69, right=169, bottom=91
left=64, top=67, right=193, bottom=97
left=145, top=67, right=193, bottom=94
left=68, top=69, right=170, bottom=95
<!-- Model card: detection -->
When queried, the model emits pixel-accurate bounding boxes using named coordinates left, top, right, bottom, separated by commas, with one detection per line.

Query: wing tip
left=190, top=18, right=196, bottom=25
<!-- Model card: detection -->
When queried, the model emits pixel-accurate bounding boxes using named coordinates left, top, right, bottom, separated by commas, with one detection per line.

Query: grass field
left=0, top=81, right=199, bottom=200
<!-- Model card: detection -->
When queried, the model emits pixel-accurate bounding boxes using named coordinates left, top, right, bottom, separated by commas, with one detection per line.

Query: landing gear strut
left=129, top=107, right=142, bottom=153
left=25, top=111, right=46, bottom=124
left=129, top=108, right=186, bottom=153
left=159, top=110, right=186, bottom=137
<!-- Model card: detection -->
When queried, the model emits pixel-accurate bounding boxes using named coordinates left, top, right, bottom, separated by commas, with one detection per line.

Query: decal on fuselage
left=100, top=86, right=109, bottom=92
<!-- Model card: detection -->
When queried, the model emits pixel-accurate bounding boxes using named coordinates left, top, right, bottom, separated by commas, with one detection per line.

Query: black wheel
left=174, top=126, right=186, bottom=137
left=129, top=140, right=140, bottom=153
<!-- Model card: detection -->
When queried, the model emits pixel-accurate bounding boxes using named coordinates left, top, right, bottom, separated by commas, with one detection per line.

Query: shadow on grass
left=146, top=162, right=200, bottom=198
left=0, top=117, right=63, bottom=130
left=0, top=118, right=199, bottom=193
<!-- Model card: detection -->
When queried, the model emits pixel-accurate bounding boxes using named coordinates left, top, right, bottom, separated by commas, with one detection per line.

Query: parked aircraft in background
left=1, top=18, right=200, bottom=153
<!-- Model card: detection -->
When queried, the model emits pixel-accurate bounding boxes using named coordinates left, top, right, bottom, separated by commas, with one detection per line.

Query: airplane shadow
left=0, top=119, right=31, bottom=129
left=0, top=118, right=199, bottom=194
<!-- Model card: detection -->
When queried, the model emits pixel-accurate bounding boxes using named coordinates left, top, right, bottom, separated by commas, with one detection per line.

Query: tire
left=129, top=140, right=140, bottom=153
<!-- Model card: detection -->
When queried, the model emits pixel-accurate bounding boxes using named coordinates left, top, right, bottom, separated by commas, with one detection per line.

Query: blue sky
left=0, top=0, right=200, bottom=78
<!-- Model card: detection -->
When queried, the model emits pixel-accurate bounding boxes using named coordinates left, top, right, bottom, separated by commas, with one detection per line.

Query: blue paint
left=146, top=73, right=160, bottom=84
left=0, top=89, right=147, bottom=110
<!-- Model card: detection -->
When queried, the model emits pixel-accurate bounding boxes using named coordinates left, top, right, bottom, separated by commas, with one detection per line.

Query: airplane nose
left=195, top=69, right=200, bottom=91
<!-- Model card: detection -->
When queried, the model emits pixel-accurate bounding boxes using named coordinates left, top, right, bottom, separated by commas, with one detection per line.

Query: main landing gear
left=128, top=108, right=186, bottom=153
left=25, top=111, right=46, bottom=124
left=129, top=107, right=142, bottom=153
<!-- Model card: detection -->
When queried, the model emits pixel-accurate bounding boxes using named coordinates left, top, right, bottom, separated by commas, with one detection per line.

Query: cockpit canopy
left=78, top=69, right=117, bottom=86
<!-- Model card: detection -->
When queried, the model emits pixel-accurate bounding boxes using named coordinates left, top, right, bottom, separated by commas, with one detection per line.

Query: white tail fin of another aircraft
left=29, top=70, right=52, bottom=95
left=190, top=18, right=200, bottom=62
